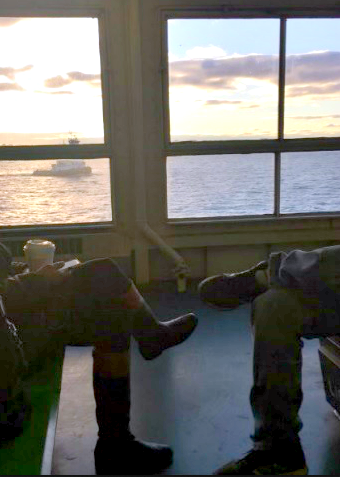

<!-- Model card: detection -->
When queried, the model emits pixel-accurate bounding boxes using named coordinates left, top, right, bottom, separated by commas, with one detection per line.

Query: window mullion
left=275, top=17, right=286, bottom=216
left=162, top=13, right=171, bottom=148
left=274, top=152, right=281, bottom=216
left=278, top=18, right=286, bottom=139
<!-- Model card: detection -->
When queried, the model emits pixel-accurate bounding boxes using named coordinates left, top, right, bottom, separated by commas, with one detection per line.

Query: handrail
left=139, top=223, right=190, bottom=292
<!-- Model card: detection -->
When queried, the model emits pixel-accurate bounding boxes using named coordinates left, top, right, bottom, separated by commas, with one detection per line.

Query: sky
left=168, top=18, right=340, bottom=141
left=0, top=16, right=339, bottom=145
left=0, top=17, right=103, bottom=145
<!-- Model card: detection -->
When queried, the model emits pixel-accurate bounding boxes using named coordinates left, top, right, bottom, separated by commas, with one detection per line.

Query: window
left=167, top=154, right=274, bottom=218
left=164, top=14, right=340, bottom=219
left=0, top=15, right=113, bottom=227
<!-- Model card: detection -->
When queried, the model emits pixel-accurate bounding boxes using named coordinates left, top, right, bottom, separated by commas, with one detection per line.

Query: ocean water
left=0, top=158, right=112, bottom=226
left=167, top=151, right=340, bottom=218
left=0, top=151, right=339, bottom=226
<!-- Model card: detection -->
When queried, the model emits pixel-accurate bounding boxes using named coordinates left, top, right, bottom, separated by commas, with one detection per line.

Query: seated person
left=0, top=242, right=198, bottom=475
left=199, top=245, right=340, bottom=475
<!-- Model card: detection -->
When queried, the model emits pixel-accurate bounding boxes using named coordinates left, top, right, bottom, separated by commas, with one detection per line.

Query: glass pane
left=168, top=19, right=279, bottom=142
left=0, top=17, right=104, bottom=145
left=281, top=151, right=340, bottom=214
left=0, top=158, right=112, bottom=226
left=167, top=154, right=274, bottom=218
left=285, top=19, right=340, bottom=138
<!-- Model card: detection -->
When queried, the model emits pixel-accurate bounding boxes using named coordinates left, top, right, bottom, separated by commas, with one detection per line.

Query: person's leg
left=214, top=287, right=308, bottom=475
left=214, top=285, right=340, bottom=475
left=123, top=282, right=197, bottom=359
left=62, top=258, right=197, bottom=474
left=67, top=258, right=197, bottom=360
left=198, top=260, right=268, bottom=310
left=92, top=339, right=173, bottom=475
left=250, top=288, right=305, bottom=448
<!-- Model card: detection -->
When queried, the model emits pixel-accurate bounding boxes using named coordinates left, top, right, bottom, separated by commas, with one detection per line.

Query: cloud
left=44, top=71, right=101, bottom=90
left=0, top=83, right=24, bottom=91
left=203, top=98, right=260, bottom=109
left=0, top=18, right=22, bottom=27
left=36, top=90, right=74, bottom=95
left=169, top=53, right=278, bottom=90
left=0, top=65, right=33, bottom=80
left=241, top=104, right=261, bottom=109
left=67, top=71, right=101, bottom=82
left=286, top=51, right=340, bottom=85
left=289, top=114, right=340, bottom=120
left=169, top=51, right=340, bottom=98
left=44, top=75, right=73, bottom=88
left=286, top=82, right=340, bottom=97
left=204, top=99, right=242, bottom=106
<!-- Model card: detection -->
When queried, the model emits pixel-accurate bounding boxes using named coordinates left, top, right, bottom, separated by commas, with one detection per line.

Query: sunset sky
left=0, top=16, right=339, bottom=145
left=168, top=18, right=340, bottom=141
left=0, top=17, right=103, bottom=145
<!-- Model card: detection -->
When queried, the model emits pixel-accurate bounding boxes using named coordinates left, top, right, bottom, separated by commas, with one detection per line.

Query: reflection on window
left=0, top=159, right=112, bottom=226
left=281, top=151, right=340, bottom=214
left=167, top=154, right=274, bottom=218
left=168, top=19, right=279, bottom=142
left=285, top=19, right=340, bottom=139
left=0, top=17, right=104, bottom=146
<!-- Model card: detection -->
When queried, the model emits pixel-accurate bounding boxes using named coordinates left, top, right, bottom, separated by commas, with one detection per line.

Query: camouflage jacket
left=0, top=296, right=29, bottom=441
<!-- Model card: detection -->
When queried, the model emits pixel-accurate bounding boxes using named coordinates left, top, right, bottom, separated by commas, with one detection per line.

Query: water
left=167, top=151, right=340, bottom=218
left=0, top=159, right=112, bottom=226
left=0, top=152, right=339, bottom=226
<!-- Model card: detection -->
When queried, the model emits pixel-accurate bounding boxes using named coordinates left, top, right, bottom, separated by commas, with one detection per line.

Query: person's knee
left=71, top=258, right=130, bottom=297
left=252, top=288, right=304, bottom=335
left=77, top=257, right=117, bottom=277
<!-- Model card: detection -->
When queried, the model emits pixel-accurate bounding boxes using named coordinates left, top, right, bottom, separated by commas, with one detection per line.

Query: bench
left=0, top=352, right=64, bottom=475
left=319, top=336, right=340, bottom=417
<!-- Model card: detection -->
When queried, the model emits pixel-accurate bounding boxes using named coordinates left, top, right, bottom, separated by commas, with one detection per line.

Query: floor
left=52, top=280, right=340, bottom=475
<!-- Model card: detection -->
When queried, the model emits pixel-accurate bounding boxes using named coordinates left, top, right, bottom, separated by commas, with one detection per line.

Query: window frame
left=0, top=2, right=117, bottom=234
left=161, top=7, right=340, bottom=222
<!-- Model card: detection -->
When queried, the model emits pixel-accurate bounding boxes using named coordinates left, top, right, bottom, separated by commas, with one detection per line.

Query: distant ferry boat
left=68, top=134, right=80, bottom=145
left=33, top=159, right=92, bottom=177
left=33, top=134, right=92, bottom=177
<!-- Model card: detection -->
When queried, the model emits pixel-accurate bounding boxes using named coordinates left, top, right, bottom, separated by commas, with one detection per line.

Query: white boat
left=33, top=135, right=91, bottom=177
left=33, top=159, right=92, bottom=177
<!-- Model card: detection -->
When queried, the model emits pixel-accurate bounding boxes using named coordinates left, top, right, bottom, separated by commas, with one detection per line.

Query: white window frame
left=161, top=6, right=340, bottom=221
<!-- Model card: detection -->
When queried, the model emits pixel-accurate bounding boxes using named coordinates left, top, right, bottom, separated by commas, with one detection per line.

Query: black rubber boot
left=131, top=302, right=198, bottom=360
left=93, top=366, right=173, bottom=475
left=198, top=260, right=268, bottom=310
left=213, top=439, right=307, bottom=475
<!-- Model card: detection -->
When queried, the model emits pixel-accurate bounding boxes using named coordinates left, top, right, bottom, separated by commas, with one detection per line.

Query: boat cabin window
left=0, top=14, right=113, bottom=228
left=164, top=15, right=340, bottom=219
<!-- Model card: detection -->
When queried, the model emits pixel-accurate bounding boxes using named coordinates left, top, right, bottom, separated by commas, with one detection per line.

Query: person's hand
left=10, top=261, right=28, bottom=275
left=35, top=262, right=65, bottom=284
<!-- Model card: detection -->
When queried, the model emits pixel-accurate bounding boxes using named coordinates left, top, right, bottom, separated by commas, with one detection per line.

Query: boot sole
left=254, top=466, right=308, bottom=475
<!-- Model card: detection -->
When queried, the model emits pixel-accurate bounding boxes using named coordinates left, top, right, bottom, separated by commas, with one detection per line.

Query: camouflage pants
left=5, top=258, right=133, bottom=367
left=251, top=286, right=340, bottom=448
